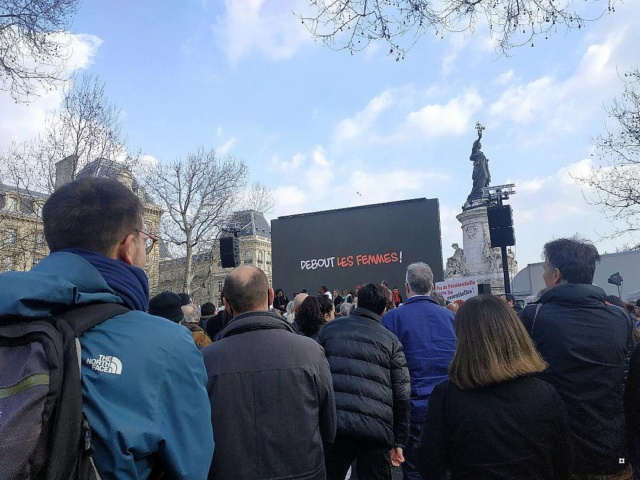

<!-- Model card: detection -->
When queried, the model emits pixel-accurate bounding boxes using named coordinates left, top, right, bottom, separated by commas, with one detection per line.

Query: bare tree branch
left=0, top=0, right=79, bottom=102
left=238, top=181, right=275, bottom=214
left=298, top=0, right=616, bottom=57
left=0, top=73, right=132, bottom=267
left=576, top=68, right=640, bottom=240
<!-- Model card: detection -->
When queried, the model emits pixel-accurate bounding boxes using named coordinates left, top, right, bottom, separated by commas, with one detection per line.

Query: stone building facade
left=0, top=157, right=162, bottom=292
left=0, top=185, right=48, bottom=272
left=157, top=210, right=272, bottom=306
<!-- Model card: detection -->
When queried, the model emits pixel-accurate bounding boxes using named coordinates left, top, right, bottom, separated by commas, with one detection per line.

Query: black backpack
left=0, top=303, right=129, bottom=480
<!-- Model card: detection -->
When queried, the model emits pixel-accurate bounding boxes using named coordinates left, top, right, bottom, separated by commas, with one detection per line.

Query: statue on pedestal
left=445, top=243, right=466, bottom=277
left=464, top=122, right=491, bottom=208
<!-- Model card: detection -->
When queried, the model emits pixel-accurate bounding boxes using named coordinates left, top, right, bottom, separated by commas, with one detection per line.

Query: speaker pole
left=496, top=195, right=512, bottom=294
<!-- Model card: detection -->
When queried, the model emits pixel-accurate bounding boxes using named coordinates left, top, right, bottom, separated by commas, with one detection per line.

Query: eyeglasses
left=132, top=228, right=159, bottom=254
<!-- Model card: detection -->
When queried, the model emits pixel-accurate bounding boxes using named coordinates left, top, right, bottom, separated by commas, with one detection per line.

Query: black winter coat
left=519, top=284, right=633, bottom=476
left=202, top=311, right=336, bottom=480
left=318, top=307, right=411, bottom=448
left=415, top=377, right=571, bottom=480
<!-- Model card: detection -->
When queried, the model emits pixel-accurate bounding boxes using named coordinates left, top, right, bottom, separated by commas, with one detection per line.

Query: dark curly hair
left=297, top=296, right=326, bottom=337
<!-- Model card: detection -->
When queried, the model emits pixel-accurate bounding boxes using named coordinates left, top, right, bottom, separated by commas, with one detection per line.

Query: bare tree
left=0, top=0, right=79, bottom=101
left=298, top=0, right=616, bottom=57
left=579, top=68, right=640, bottom=238
left=241, top=181, right=276, bottom=214
left=143, top=148, right=250, bottom=294
left=2, top=72, right=128, bottom=195
left=0, top=72, right=129, bottom=271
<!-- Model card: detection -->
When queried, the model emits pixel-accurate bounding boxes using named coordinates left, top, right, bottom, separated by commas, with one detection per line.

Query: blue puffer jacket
left=0, top=253, right=214, bottom=480
left=382, top=295, right=456, bottom=425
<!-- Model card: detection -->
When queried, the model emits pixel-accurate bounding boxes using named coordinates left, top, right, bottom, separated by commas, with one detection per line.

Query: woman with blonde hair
left=415, top=294, right=571, bottom=480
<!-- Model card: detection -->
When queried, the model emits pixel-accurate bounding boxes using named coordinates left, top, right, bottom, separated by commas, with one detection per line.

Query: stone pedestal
left=456, top=207, right=517, bottom=293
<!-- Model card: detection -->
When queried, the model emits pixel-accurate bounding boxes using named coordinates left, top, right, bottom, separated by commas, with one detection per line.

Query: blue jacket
left=0, top=253, right=214, bottom=479
left=382, top=295, right=456, bottom=425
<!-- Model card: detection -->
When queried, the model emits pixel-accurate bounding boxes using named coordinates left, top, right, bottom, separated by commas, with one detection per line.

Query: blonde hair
left=449, top=295, right=547, bottom=390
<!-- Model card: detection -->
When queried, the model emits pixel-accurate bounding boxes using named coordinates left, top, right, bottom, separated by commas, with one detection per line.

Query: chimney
left=54, top=155, right=78, bottom=190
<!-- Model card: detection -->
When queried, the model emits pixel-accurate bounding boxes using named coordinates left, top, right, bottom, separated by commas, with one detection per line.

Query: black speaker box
left=487, top=205, right=515, bottom=247
left=489, top=227, right=515, bottom=248
left=220, top=236, right=240, bottom=268
left=487, top=205, right=513, bottom=228
left=478, top=283, right=492, bottom=295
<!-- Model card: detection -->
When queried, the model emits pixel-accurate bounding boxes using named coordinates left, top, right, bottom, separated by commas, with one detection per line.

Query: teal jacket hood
left=0, top=252, right=122, bottom=318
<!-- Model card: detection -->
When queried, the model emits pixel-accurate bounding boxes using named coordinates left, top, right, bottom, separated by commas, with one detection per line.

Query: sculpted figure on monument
left=445, top=243, right=466, bottom=277
left=465, top=122, right=491, bottom=208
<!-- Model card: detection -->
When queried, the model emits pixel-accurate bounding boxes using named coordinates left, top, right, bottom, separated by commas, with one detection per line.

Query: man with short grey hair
left=382, top=262, right=456, bottom=480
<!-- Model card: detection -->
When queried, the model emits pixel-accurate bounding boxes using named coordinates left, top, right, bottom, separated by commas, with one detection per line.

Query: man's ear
left=552, top=267, right=563, bottom=285
left=116, top=232, right=135, bottom=265
left=222, top=296, right=234, bottom=317
left=268, top=287, right=275, bottom=307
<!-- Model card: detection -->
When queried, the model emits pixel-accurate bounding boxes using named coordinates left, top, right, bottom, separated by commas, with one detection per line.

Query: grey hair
left=340, top=302, right=353, bottom=317
left=406, top=262, right=434, bottom=295
left=182, top=305, right=201, bottom=324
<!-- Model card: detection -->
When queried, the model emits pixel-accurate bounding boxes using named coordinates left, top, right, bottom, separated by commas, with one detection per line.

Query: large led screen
left=271, top=198, right=444, bottom=298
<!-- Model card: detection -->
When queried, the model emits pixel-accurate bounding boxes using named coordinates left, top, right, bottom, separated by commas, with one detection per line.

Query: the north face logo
left=86, top=354, right=123, bottom=374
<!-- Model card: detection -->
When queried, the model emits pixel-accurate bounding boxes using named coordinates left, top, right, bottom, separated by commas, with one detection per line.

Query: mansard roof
left=222, top=210, right=271, bottom=239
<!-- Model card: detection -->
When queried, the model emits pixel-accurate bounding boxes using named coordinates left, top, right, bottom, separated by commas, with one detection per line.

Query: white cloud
left=333, top=89, right=395, bottom=144
left=404, top=91, right=483, bottom=138
left=0, top=33, right=102, bottom=150
left=214, top=0, right=311, bottom=64
left=494, top=70, right=515, bottom=86
left=216, top=137, right=237, bottom=155
left=312, top=147, right=330, bottom=167
left=62, top=33, right=103, bottom=72
left=489, top=76, right=561, bottom=124
left=273, top=185, right=307, bottom=214
left=269, top=151, right=306, bottom=171
left=332, top=88, right=482, bottom=148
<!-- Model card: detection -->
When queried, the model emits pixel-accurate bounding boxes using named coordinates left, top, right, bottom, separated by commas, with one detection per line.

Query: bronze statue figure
left=465, top=122, right=491, bottom=207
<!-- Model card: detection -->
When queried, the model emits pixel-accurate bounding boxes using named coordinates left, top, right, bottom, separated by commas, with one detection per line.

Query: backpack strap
left=531, top=303, right=543, bottom=335
left=61, top=303, right=130, bottom=336
left=46, top=303, right=128, bottom=480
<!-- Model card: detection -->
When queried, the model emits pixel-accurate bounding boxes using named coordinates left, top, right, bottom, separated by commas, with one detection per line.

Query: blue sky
left=1, top=0, right=638, bottom=270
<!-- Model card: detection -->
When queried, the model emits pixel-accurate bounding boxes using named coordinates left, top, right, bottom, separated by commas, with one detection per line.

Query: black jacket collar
left=217, top=310, right=295, bottom=340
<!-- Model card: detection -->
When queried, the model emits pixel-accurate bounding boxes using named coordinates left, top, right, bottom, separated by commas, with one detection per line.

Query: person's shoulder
left=431, top=379, right=452, bottom=398
left=107, top=309, right=192, bottom=341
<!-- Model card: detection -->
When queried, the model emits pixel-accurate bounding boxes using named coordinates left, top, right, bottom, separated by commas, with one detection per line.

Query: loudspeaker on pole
left=487, top=205, right=515, bottom=248
left=220, top=236, right=240, bottom=268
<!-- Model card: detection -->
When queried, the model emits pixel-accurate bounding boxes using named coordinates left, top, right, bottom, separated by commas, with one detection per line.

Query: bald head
left=222, top=265, right=272, bottom=316
left=293, top=293, right=308, bottom=312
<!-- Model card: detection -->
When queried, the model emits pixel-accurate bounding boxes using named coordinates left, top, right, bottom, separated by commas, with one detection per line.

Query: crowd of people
left=0, top=175, right=637, bottom=480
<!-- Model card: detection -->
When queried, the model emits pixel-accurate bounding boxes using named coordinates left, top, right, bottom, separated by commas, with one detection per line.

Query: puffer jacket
left=519, top=283, right=633, bottom=476
left=318, top=307, right=411, bottom=448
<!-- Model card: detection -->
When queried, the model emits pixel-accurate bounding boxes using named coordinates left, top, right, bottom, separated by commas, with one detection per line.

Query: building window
left=20, top=198, right=35, bottom=215
left=257, top=250, right=263, bottom=264
left=0, top=195, right=5, bottom=210
left=218, top=281, right=223, bottom=293
left=266, top=253, right=271, bottom=265
left=244, top=250, right=253, bottom=264
left=5, top=196, right=17, bottom=211
left=5, top=228, right=17, bottom=245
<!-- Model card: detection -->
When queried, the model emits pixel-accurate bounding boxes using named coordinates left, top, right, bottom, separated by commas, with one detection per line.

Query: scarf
left=61, top=248, right=150, bottom=311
